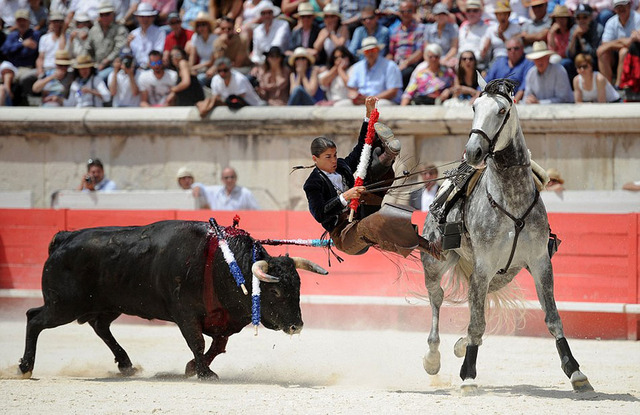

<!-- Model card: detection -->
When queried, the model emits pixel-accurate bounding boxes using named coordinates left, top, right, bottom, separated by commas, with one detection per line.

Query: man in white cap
left=523, top=40, right=573, bottom=104
left=458, top=0, right=491, bottom=69
left=597, top=0, right=640, bottom=86
left=86, top=1, right=129, bottom=82
left=345, top=36, right=402, bottom=105
left=127, top=2, right=166, bottom=68
left=250, top=1, right=290, bottom=65
left=176, top=166, right=209, bottom=209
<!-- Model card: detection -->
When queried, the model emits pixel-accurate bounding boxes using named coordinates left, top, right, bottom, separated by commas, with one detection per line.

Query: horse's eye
left=498, top=108, right=506, bottom=115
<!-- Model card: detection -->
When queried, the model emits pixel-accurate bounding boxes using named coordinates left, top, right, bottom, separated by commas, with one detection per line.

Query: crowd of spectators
left=1, top=0, right=639, bottom=110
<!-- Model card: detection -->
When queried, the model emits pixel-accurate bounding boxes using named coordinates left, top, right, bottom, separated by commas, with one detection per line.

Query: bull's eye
left=498, top=108, right=506, bottom=115
left=270, top=287, right=282, bottom=298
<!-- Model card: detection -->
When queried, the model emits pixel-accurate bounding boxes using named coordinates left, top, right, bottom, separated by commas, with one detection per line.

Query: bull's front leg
left=185, top=335, right=229, bottom=378
left=176, top=318, right=217, bottom=380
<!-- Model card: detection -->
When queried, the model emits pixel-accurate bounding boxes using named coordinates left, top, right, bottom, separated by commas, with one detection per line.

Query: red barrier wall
left=1, top=209, right=638, bottom=338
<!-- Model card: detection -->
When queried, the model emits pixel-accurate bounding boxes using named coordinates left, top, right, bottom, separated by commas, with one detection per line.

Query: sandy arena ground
left=1, top=317, right=639, bottom=415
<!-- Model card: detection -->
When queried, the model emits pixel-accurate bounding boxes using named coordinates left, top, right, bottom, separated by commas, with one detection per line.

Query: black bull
left=19, top=220, right=327, bottom=379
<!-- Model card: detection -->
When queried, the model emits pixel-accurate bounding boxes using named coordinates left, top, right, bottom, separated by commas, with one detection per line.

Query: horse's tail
left=441, top=253, right=527, bottom=334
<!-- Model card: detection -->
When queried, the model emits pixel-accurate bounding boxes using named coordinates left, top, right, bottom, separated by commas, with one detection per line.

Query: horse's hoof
left=423, top=350, right=441, bottom=375
left=185, top=360, right=197, bottom=378
left=197, top=369, right=219, bottom=381
left=21, top=370, right=32, bottom=379
left=119, top=365, right=137, bottom=377
left=454, top=337, right=468, bottom=358
left=460, top=378, right=478, bottom=395
left=570, top=371, right=594, bottom=392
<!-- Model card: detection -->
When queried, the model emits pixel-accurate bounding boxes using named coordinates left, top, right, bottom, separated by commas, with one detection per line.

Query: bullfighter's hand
left=365, top=96, right=378, bottom=117
left=343, top=186, right=365, bottom=201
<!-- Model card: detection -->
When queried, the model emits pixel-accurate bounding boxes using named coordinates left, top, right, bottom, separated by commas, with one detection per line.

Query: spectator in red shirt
left=163, top=12, right=194, bottom=66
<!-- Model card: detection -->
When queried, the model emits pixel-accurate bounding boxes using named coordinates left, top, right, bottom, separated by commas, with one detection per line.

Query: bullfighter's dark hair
left=290, top=136, right=337, bottom=173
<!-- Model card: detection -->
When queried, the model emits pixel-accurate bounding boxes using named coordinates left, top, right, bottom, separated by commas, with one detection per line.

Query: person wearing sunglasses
left=573, top=53, right=621, bottom=102
left=485, top=36, right=534, bottom=102
left=139, top=50, right=179, bottom=107
left=457, top=0, right=491, bottom=70
left=348, top=5, right=390, bottom=61
left=566, top=4, right=603, bottom=75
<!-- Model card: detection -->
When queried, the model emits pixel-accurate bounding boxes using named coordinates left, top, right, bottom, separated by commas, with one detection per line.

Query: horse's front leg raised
left=459, top=269, right=490, bottom=391
left=528, top=259, right=594, bottom=392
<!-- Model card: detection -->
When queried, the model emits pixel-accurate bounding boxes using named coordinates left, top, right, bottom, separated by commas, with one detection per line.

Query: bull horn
left=291, top=257, right=329, bottom=275
left=251, top=260, right=279, bottom=283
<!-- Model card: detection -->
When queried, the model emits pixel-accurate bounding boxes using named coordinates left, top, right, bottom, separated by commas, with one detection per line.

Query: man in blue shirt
left=523, top=41, right=574, bottom=104
left=485, top=37, right=534, bottom=102
left=0, top=9, right=41, bottom=105
left=346, top=36, right=403, bottom=105
left=349, top=6, right=390, bottom=60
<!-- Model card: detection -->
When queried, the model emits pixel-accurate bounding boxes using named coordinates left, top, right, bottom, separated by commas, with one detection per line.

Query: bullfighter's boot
left=374, top=122, right=401, bottom=166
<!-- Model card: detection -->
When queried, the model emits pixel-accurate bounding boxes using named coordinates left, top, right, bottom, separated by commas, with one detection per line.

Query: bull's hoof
left=460, top=378, right=478, bottom=395
left=422, top=350, right=441, bottom=375
left=185, top=360, right=197, bottom=378
left=570, top=371, right=594, bottom=392
left=454, top=337, right=468, bottom=358
left=119, top=365, right=137, bottom=377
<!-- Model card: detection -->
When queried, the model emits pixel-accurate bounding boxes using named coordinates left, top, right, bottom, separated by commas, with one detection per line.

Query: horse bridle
left=468, top=90, right=513, bottom=155
left=469, top=89, right=539, bottom=275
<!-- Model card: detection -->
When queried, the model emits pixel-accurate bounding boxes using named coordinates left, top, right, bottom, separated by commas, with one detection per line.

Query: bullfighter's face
left=313, top=147, right=338, bottom=174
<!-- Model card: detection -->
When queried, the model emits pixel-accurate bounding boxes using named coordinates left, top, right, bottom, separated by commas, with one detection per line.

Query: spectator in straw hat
left=66, top=13, right=92, bottom=59
left=345, top=36, right=402, bottom=105
left=32, top=49, right=74, bottom=106
left=547, top=5, right=573, bottom=60
left=0, top=9, right=41, bottom=105
left=250, top=1, right=291, bottom=64
left=128, top=2, right=166, bottom=68
left=313, top=3, right=349, bottom=65
left=520, top=0, right=551, bottom=54
left=64, top=55, right=111, bottom=107
left=349, top=5, right=390, bottom=61
left=523, top=40, right=573, bottom=103
left=482, top=1, right=522, bottom=61
left=545, top=168, right=565, bottom=191
left=287, top=46, right=322, bottom=105
left=86, top=1, right=129, bottom=82
left=188, top=11, right=217, bottom=86
left=288, top=2, right=321, bottom=57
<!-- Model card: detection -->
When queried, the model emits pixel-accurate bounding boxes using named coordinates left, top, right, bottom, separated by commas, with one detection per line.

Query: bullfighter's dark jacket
left=303, top=121, right=368, bottom=232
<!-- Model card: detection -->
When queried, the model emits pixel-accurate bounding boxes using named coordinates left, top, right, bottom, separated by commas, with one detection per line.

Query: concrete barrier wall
left=1, top=104, right=639, bottom=209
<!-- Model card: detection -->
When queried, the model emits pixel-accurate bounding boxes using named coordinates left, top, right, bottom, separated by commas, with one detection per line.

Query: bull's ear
left=291, top=257, right=328, bottom=275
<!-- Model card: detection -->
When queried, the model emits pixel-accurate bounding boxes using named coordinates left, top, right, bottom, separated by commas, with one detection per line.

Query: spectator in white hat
left=250, top=1, right=291, bottom=64
left=597, top=0, right=640, bottom=86
left=344, top=36, right=402, bottom=105
left=66, top=12, right=92, bottom=59
left=86, top=1, right=129, bottom=82
left=127, top=2, right=166, bottom=68
left=523, top=40, right=574, bottom=104
left=176, top=166, right=209, bottom=209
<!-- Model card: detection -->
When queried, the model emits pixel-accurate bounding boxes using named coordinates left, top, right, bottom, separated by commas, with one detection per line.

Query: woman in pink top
left=547, top=5, right=573, bottom=59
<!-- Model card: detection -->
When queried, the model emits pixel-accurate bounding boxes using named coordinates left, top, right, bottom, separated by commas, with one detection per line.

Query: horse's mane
left=483, top=78, right=518, bottom=98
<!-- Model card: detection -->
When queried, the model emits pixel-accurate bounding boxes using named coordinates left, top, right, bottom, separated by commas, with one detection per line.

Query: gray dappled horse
left=420, top=78, right=593, bottom=393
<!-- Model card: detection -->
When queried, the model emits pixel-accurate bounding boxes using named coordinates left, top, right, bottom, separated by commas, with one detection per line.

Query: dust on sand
left=1, top=319, right=639, bottom=414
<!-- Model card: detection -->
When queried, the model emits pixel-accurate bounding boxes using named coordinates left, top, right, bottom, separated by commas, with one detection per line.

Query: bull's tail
left=48, top=231, right=73, bottom=255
